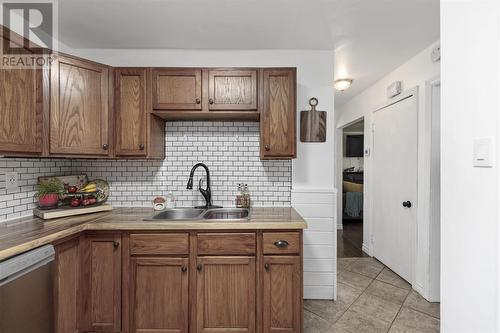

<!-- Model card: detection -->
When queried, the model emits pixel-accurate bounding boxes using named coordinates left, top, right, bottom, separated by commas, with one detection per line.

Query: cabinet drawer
left=262, top=232, right=300, bottom=255
left=130, top=233, right=189, bottom=255
left=197, top=233, right=256, bottom=255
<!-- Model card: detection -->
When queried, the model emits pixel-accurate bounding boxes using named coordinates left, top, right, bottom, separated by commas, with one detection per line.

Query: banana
left=80, top=183, right=97, bottom=192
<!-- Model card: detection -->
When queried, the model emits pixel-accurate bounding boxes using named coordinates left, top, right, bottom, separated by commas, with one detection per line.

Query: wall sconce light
left=334, top=78, right=353, bottom=92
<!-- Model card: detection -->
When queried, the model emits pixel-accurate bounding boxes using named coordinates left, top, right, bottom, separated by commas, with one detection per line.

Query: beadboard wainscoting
left=72, top=121, right=292, bottom=208
left=0, top=158, right=73, bottom=221
left=292, top=188, right=337, bottom=300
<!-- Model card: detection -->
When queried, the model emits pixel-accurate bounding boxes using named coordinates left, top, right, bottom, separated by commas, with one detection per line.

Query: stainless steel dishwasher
left=0, top=245, right=55, bottom=333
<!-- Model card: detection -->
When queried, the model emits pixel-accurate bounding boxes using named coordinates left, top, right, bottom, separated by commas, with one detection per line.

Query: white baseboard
left=304, top=286, right=335, bottom=300
left=362, top=242, right=372, bottom=255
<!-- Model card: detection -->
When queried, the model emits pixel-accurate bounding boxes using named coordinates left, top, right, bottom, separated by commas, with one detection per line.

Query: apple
left=68, top=186, right=78, bottom=194
left=70, top=198, right=80, bottom=207
left=88, top=197, right=97, bottom=205
left=81, top=198, right=90, bottom=206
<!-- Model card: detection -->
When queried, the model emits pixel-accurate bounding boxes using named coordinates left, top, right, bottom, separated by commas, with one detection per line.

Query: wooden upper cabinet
left=115, top=68, right=148, bottom=157
left=80, top=233, right=122, bottom=332
left=263, top=256, right=301, bottom=333
left=54, top=237, right=80, bottom=333
left=260, top=68, right=296, bottom=159
left=196, top=256, right=256, bottom=333
left=50, top=54, right=111, bottom=156
left=130, top=257, right=189, bottom=333
left=152, top=68, right=202, bottom=110
left=208, top=70, right=257, bottom=111
left=0, top=36, right=44, bottom=155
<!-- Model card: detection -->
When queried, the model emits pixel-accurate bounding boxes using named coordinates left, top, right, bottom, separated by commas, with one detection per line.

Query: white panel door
left=372, top=94, right=417, bottom=282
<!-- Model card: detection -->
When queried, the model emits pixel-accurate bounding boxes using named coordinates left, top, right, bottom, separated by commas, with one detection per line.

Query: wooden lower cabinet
left=263, top=256, right=302, bottom=333
left=196, top=256, right=256, bottom=333
left=53, top=231, right=303, bottom=333
left=129, top=257, right=189, bottom=333
left=54, top=237, right=80, bottom=333
left=80, top=233, right=122, bottom=332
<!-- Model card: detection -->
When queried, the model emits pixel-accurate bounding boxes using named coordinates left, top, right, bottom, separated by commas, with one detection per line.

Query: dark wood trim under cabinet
left=152, top=110, right=259, bottom=121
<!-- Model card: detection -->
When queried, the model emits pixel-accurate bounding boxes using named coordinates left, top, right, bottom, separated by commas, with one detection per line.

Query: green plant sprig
left=35, top=179, right=64, bottom=198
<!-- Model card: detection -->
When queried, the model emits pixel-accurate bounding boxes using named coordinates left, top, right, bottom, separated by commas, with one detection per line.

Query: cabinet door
left=208, top=70, right=257, bottom=111
left=130, top=257, right=189, bottom=333
left=50, top=55, right=110, bottom=156
left=54, top=237, right=80, bottom=333
left=263, top=256, right=301, bottom=333
left=0, top=36, right=43, bottom=155
left=115, top=68, right=148, bottom=156
left=81, top=233, right=122, bottom=331
left=260, top=69, right=296, bottom=159
left=152, top=69, right=202, bottom=110
left=196, top=256, right=255, bottom=333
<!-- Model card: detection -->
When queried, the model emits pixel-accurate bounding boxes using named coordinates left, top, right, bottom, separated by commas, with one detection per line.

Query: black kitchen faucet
left=186, top=163, right=222, bottom=209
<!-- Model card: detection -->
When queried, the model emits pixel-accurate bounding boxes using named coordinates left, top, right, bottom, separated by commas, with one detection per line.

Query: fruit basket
left=60, top=180, right=109, bottom=209
left=34, top=175, right=111, bottom=220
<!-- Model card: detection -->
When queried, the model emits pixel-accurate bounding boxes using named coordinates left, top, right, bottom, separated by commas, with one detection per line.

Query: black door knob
left=402, top=201, right=412, bottom=208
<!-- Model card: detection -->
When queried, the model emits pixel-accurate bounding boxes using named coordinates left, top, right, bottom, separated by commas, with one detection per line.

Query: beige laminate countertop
left=0, top=207, right=307, bottom=261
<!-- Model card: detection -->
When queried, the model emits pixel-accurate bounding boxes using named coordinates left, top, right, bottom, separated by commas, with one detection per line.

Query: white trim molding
left=291, top=188, right=337, bottom=300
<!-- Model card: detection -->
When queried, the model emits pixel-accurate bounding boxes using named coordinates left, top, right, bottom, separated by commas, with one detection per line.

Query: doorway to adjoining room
left=338, top=119, right=367, bottom=258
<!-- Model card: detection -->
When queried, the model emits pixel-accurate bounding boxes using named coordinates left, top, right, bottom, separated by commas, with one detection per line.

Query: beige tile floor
left=304, top=257, right=440, bottom=333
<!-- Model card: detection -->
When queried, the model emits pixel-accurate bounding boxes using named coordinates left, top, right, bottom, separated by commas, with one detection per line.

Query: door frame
left=370, top=87, right=419, bottom=287
left=425, top=76, right=441, bottom=302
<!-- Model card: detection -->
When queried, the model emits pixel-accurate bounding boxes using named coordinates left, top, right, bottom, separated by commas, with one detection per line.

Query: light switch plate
left=473, top=137, right=494, bottom=168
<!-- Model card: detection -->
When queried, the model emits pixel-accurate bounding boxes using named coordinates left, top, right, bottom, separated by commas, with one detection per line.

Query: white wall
left=335, top=41, right=440, bottom=300
left=441, top=1, right=500, bottom=331
left=72, top=48, right=338, bottom=300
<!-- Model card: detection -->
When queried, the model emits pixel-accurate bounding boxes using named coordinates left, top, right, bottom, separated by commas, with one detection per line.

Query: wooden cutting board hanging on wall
left=300, top=97, right=326, bottom=142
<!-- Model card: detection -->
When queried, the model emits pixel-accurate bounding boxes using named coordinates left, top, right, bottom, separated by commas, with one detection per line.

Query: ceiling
left=57, top=0, right=439, bottom=106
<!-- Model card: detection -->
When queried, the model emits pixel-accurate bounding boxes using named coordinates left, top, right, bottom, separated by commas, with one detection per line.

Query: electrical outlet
left=5, top=172, right=18, bottom=190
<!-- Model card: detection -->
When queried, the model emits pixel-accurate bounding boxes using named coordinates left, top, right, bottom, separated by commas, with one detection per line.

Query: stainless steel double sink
left=145, top=207, right=250, bottom=221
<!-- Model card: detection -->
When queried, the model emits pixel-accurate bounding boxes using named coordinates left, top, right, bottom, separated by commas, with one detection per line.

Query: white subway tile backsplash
left=74, top=121, right=291, bottom=208
left=0, top=122, right=292, bottom=221
left=0, top=158, right=73, bottom=221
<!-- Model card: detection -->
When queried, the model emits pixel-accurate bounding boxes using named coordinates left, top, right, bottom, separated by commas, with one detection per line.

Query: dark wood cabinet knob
left=274, top=240, right=289, bottom=248
left=102, top=144, right=109, bottom=150
left=197, top=264, right=203, bottom=272
left=209, top=98, right=214, bottom=104
left=113, top=241, right=119, bottom=249
left=181, top=266, right=188, bottom=273
left=195, top=98, right=201, bottom=104
left=264, top=263, right=270, bottom=271
left=139, top=144, right=145, bottom=150
left=265, top=144, right=270, bottom=151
